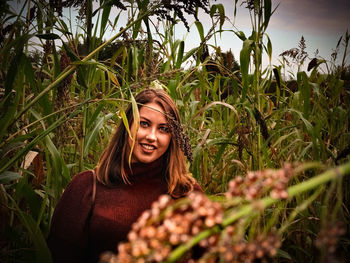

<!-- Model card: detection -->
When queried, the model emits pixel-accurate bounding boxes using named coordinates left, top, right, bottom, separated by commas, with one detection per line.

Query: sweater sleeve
left=47, top=171, right=94, bottom=263
left=193, top=182, right=204, bottom=193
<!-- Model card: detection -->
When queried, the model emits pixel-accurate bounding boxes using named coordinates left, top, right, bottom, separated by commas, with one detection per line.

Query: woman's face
left=128, top=102, right=172, bottom=163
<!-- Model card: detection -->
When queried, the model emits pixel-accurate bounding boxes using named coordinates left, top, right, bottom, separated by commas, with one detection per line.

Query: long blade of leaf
left=128, top=92, right=139, bottom=165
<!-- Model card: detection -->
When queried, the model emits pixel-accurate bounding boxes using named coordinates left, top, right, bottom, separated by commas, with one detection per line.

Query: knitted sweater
left=48, top=157, right=173, bottom=263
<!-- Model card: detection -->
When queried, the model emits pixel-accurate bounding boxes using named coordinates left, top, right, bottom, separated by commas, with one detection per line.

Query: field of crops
left=1, top=0, right=349, bottom=262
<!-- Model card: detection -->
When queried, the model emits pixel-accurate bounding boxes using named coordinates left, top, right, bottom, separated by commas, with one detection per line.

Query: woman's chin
left=131, top=153, right=156, bottom=164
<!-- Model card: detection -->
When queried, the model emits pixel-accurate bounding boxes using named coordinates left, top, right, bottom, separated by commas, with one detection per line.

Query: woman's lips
left=140, top=143, right=156, bottom=152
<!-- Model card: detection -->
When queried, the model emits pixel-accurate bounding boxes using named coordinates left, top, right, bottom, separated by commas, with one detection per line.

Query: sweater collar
left=124, top=156, right=166, bottom=178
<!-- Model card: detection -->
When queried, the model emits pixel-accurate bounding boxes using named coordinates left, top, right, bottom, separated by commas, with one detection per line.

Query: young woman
left=47, top=88, right=201, bottom=263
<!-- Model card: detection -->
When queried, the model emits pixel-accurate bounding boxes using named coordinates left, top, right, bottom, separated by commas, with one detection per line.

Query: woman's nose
left=145, top=128, right=156, bottom=141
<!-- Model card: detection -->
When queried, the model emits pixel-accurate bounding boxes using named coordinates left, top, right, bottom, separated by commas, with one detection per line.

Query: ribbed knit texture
left=48, top=157, right=168, bottom=263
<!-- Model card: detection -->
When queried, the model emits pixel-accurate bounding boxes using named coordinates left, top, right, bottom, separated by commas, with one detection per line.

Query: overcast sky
left=268, top=0, right=350, bottom=63
left=7, top=0, right=350, bottom=75
left=270, top=0, right=349, bottom=33
left=178, top=0, right=350, bottom=74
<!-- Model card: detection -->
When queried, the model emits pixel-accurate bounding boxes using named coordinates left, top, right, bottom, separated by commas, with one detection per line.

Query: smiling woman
left=129, top=102, right=172, bottom=164
left=47, top=88, right=201, bottom=263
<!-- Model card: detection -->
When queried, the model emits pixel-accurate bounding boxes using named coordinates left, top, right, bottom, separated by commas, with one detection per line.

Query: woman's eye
left=159, top=126, right=169, bottom=133
left=140, top=121, right=149, bottom=127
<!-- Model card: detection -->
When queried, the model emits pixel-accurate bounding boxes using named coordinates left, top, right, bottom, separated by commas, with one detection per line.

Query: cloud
left=270, top=0, right=350, bottom=34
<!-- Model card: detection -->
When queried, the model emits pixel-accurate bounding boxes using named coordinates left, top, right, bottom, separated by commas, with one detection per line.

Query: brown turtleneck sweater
left=47, top=158, right=170, bottom=263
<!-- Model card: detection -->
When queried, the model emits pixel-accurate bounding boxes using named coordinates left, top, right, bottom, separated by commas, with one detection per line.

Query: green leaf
left=1, top=33, right=30, bottom=71
left=136, top=0, right=150, bottom=10
left=4, top=42, right=25, bottom=95
left=113, top=11, right=122, bottom=28
left=273, top=67, right=281, bottom=88
left=265, top=33, right=272, bottom=62
left=195, top=21, right=204, bottom=42
left=277, top=248, right=293, bottom=260
left=289, top=109, right=313, bottom=136
left=8, top=194, right=53, bottom=262
left=240, top=39, right=253, bottom=101
left=217, top=4, right=225, bottom=30
left=100, top=4, right=112, bottom=38
left=0, top=94, right=20, bottom=143
left=263, top=0, right=272, bottom=30
left=132, top=45, right=139, bottom=79
left=183, top=47, right=198, bottom=62
left=37, top=5, right=43, bottom=34
left=84, top=113, right=114, bottom=157
left=210, top=4, right=225, bottom=34
left=59, top=19, right=69, bottom=33
left=214, top=128, right=236, bottom=166
left=297, top=71, right=311, bottom=119
left=116, top=109, right=130, bottom=143
left=0, top=107, right=80, bottom=175
left=0, top=45, right=26, bottom=141
left=0, top=171, right=21, bottom=184
left=168, top=79, right=178, bottom=99
left=132, top=18, right=142, bottom=39
left=127, top=48, right=133, bottom=83
left=62, top=41, right=80, bottom=62
left=52, top=42, right=60, bottom=79
left=87, top=103, right=104, bottom=129
left=30, top=109, right=70, bottom=185
left=175, top=41, right=184, bottom=69
left=14, top=181, right=42, bottom=219
left=210, top=4, right=217, bottom=17
left=36, top=33, right=60, bottom=40
left=234, top=30, right=246, bottom=41
left=129, top=92, right=140, bottom=165
left=23, top=55, right=36, bottom=89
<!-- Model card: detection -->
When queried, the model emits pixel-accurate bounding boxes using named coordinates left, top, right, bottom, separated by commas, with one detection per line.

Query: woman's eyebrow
left=140, top=116, right=167, bottom=126
left=140, top=116, right=150, bottom=122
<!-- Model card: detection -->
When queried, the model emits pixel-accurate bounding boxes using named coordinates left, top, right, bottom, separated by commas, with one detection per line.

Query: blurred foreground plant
left=99, top=161, right=350, bottom=262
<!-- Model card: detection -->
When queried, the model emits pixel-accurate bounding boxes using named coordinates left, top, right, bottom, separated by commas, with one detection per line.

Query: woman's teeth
left=141, top=144, right=155, bottom=150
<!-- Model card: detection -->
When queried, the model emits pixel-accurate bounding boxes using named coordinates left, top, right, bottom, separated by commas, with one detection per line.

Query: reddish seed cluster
left=226, top=163, right=294, bottom=200
left=115, top=192, right=223, bottom=262
left=315, top=221, right=346, bottom=253
left=218, top=231, right=282, bottom=263
left=99, top=251, right=118, bottom=263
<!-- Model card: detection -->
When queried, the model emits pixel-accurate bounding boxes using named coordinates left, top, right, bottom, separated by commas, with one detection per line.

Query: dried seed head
left=116, top=192, right=223, bottom=262
left=166, top=115, right=193, bottom=161
left=226, top=163, right=295, bottom=201
left=315, top=221, right=346, bottom=254
left=220, top=231, right=281, bottom=262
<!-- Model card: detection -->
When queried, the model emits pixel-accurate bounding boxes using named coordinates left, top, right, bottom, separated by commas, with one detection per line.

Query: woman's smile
left=129, top=102, right=171, bottom=163
left=140, top=143, right=156, bottom=151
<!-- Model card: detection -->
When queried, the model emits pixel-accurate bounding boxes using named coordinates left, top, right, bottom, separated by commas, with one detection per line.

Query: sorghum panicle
left=315, top=221, right=346, bottom=254
left=226, top=163, right=295, bottom=201
left=114, top=192, right=223, bottom=262
left=166, top=115, right=193, bottom=162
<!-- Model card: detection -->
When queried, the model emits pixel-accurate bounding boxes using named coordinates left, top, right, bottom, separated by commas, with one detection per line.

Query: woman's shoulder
left=71, top=170, right=94, bottom=182
left=64, top=170, right=95, bottom=192
left=193, top=181, right=203, bottom=193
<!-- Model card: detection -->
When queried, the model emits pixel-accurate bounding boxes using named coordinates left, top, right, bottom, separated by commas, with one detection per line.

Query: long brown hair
left=95, top=88, right=195, bottom=198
